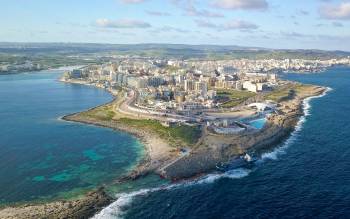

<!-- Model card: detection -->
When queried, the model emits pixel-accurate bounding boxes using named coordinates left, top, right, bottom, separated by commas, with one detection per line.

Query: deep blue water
left=0, top=71, right=143, bottom=204
left=96, top=67, right=350, bottom=219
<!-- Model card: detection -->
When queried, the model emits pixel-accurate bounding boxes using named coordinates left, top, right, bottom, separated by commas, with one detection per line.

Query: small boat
left=244, top=153, right=253, bottom=162
left=216, top=153, right=257, bottom=171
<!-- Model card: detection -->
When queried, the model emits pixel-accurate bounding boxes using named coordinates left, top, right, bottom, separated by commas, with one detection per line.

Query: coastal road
left=117, top=88, right=257, bottom=123
left=117, top=89, right=200, bottom=122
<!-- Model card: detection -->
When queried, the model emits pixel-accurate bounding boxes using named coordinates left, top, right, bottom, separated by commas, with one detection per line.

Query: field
left=78, top=103, right=201, bottom=146
left=118, top=118, right=201, bottom=145
left=216, top=89, right=256, bottom=108
left=0, top=53, right=102, bottom=69
left=265, top=83, right=314, bottom=102
left=2, top=43, right=349, bottom=61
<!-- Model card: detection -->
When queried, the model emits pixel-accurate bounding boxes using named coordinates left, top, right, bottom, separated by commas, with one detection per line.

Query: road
left=116, top=88, right=257, bottom=123
left=117, top=88, right=201, bottom=122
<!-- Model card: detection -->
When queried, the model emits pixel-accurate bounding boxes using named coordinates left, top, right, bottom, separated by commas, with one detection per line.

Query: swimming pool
left=248, top=118, right=267, bottom=129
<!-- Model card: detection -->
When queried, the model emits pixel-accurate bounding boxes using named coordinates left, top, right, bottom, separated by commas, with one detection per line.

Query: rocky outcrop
left=0, top=188, right=113, bottom=219
left=159, top=147, right=232, bottom=180
left=160, top=120, right=294, bottom=180
left=161, top=85, right=328, bottom=180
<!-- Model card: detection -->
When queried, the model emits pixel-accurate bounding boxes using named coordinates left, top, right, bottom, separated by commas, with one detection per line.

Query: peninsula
left=0, top=57, right=330, bottom=219
left=60, top=59, right=328, bottom=181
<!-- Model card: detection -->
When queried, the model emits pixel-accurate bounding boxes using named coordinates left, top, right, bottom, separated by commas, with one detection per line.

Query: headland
left=60, top=78, right=327, bottom=181
left=0, top=62, right=330, bottom=218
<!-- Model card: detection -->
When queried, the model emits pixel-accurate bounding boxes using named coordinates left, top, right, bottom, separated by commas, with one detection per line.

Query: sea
left=0, top=70, right=144, bottom=204
left=94, top=66, right=350, bottom=219
left=1, top=67, right=350, bottom=218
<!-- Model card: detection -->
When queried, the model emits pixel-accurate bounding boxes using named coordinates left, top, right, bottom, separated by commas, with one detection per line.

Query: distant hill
left=0, top=42, right=349, bottom=60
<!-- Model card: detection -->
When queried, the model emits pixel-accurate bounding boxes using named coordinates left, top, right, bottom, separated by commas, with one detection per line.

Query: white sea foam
left=196, top=168, right=251, bottom=184
left=92, top=189, right=152, bottom=219
left=92, top=168, right=251, bottom=219
left=93, top=87, right=332, bottom=219
left=260, top=86, right=332, bottom=161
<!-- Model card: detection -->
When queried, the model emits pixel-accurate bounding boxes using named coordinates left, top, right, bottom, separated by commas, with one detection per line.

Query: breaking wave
left=92, top=168, right=251, bottom=219
left=260, top=87, right=332, bottom=161
left=93, top=87, right=332, bottom=219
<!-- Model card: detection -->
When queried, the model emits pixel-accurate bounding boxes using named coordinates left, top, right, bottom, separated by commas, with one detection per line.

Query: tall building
left=184, top=79, right=195, bottom=91
left=148, top=76, right=164, bottom=87
left=195, top=81, right=208, bottom=97
left=127, top=76, right=148, bottom=89
left=110, top=71, right=117, bottom=82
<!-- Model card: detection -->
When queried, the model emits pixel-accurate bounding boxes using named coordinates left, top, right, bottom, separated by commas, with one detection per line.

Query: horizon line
left=0, top=41, right=350, bottom=53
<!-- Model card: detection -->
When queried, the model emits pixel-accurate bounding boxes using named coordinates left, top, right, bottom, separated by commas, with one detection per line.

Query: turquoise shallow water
left=0, top=71, right=144, bottom=204
left=248, top=118, right=266, bottom=129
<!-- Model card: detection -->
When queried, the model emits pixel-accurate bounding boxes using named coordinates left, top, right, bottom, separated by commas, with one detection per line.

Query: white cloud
left=211, top=0, right=268, bottom=10
left=195, top=19, right=258, bottom=30
left=297, top=9, right=309, bottom=16
left=95, top=19, right=151, bottom=28
left=224, top=20, right=259, bottom=29
left=186, top=7, right=225, bottom=17
left=195, top=20, right=218, bottom=28
left=172, top=0, right=225, bottom=17
left=120, top=0, right=146, bottom=3
left=146, top=10, right=171, bottom=16
left=280, top=31, right=312, bottom=39
left=319, top=2, right=350, bottom=20
left=152, top=26, right=190, bottom=33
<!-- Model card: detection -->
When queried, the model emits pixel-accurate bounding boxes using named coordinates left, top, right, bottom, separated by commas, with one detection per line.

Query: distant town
left=0, top=60, right=43, bottom=73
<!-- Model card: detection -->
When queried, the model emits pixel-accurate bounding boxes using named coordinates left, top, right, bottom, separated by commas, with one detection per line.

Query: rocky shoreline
left=0, top=188, right=113, bottom=219
left=0, top=79, right=328, bottom=218
left=60, top=80, right=328, bottom=182
left=159, top=85, right=328, bottom=180
left=61, top=112, right=175, bottom=182
left=59, top=79, right=328, bottom=181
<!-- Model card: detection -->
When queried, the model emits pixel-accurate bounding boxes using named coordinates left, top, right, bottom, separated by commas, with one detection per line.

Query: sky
left=1, top=0, right=350, bottom=51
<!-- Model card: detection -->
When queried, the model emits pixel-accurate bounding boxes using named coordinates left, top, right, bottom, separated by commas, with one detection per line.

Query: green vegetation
left=265, top=85, right=295, bottom=102
left=164, top=65, right=181, bottom=72
left=0, top=53, right=102, bottom=71
left=1, top=43, right=349, bottom=62
left=265, top=83, right=314, bottom=102
left=80, top=104, right=115, bottom=121
left=78, top=103, right=201, bottom=146
left=213, top=50, right=347, bottom=60
left=217, top=89, right=256, bottom=108
left=118, top=118, right=201, bottom=146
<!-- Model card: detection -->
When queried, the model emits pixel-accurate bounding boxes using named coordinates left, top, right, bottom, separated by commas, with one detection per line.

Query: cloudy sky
left=1, top=0, right=350, bottom=50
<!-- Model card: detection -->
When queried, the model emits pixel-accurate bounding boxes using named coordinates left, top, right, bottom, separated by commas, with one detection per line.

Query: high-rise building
left=148, top=76, right=164, bottom=87
left=184, top=79, right=195, bottom=91
left=195, top=81, right=208, bottom=97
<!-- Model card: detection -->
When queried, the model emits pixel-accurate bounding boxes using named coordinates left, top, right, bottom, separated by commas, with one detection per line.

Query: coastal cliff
left=0, top=80, right=327, bottom=218
left=61, top=80, right=327, bottom=181
left=63, top=82, right=326, bottom=182
left=160, top=85, right=327, bottom=180
left=0, top=188, right=113, bottom=219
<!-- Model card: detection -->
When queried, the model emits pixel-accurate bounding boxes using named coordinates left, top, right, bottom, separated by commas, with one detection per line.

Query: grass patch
left=119, top=118, right=201, bottom=146
left=265, top=85, right=295, bottom=102
left=164, top=65, right=181, bottom=73
left=216, top=89, right=256, bottom=108
left=78, top=103, right=201, bottom=146
left=80, top=104, right=115, bottom=121
left=265, top=83, right=314, bottom=102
